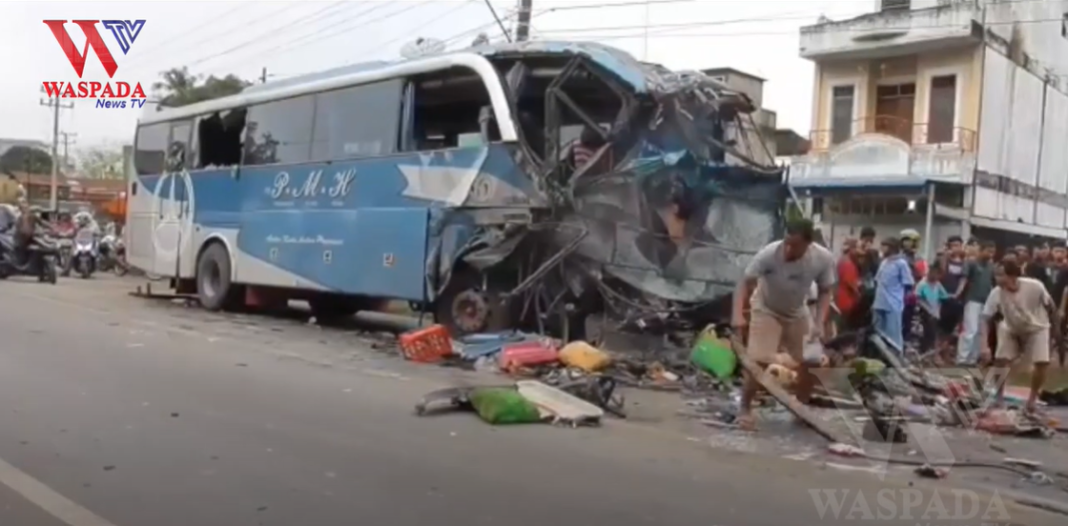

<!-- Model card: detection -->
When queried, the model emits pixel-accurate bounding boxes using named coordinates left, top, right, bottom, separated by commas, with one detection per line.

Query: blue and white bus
left=126, top=42, right=781, bottom=335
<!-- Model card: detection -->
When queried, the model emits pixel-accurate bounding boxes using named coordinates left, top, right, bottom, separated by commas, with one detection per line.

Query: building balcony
left=787, top=119, right=977, bottom=191
left=810, top=115, right=976, bottom=152
left=799, top=0, right=983, bottom=61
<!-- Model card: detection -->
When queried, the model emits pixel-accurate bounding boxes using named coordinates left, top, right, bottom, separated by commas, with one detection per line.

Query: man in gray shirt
left=731, top=219, right=837, bottom=431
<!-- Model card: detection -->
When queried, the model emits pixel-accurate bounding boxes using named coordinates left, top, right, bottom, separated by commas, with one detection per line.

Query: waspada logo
left=42, top=20, right=148, bottom=109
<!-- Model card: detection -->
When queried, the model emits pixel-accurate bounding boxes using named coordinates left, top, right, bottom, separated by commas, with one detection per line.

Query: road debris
left=827, top=443, right=865, bottom=458
left=914, top=464, right=948, bottom=479
left=414, top=380, right=603, bottom=427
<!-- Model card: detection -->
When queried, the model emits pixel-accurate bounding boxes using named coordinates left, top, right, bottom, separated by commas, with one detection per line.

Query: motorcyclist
left=54, top=211, right=75, bottom=236
left=14, top=203, right=44, bottom=263
left=0, top=202, right=17, bottom=234
left=73, top=210, right=100, bottom=236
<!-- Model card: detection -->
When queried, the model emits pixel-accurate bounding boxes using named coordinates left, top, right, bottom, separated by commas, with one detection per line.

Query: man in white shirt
left=980, top=258, right=1061, bottom=413
left=731, top=219, right=836, bottom=430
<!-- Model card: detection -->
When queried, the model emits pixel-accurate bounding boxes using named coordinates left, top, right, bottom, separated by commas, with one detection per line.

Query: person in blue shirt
left=873, top=237, right=915, bottom=352
left=916, top=265, right=951, bottom=357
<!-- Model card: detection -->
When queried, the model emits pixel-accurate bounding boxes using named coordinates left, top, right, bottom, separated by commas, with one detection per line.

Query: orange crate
left=398, top=324, right=453, bottom=363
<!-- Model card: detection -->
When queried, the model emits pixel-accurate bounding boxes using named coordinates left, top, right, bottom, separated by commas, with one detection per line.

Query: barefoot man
left=731, top=219, right=836, bottom=430
left=980, top=258, right=1062, bottom=414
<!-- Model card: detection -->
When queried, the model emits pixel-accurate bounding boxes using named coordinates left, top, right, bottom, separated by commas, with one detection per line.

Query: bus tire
left=196, top=242, right=239, bottom=311
left=434, top=267, right=511, bottom=336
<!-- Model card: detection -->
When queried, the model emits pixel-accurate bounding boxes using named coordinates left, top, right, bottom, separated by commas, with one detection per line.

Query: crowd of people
left=731, top=219, right=1063, bottom=431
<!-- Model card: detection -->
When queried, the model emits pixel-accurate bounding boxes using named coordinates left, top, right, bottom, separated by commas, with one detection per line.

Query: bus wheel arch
left=195, top=240, right=242, bottom=311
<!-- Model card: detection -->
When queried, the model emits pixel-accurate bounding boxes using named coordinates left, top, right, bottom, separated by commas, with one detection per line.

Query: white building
left=788, top=0, right=1068, bottom=254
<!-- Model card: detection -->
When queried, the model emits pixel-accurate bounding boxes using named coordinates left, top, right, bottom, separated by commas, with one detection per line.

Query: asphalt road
left=0, top=276, right=1062, bottom=526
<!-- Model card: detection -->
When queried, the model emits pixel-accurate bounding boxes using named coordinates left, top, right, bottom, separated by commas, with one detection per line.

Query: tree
left=75, top=147, right=124, bottom=179
left=153, top=66, right=251, bottom=107
left=0, top=146, right=53, bottom=175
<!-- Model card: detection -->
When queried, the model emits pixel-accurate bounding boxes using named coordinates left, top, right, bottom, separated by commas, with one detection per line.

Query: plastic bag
left=559, top=341, right=611, bottom=372
left=690, top=326, right=736, bottom=379
left=469, top=388, right=543, bottom=425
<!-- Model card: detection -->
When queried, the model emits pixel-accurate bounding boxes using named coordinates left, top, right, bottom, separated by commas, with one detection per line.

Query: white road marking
left=0, top=456, right=119, bottom=526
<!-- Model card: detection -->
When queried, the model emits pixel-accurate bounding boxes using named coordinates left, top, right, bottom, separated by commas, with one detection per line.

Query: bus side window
left=134, top=123, right=169, bottom=175
left=405, top=67, right=494, bottom=151
left=243, top=96, right=314, bottom=166
left=311, top=80, right=402, bottom=161
left=197, top=109, right=246, bottom=169
left=166, top=120, right=193, bottom=172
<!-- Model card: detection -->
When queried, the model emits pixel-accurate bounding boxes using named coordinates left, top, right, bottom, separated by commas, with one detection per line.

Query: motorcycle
left=54, top=224, right=74, bottom=277
left=97, top=234, right=116, bottom=272
left=0, top=228, right=59, bottom=284
left=110, top=237, right=128, bottom=276
left=73, top=228, right=98, bottom=279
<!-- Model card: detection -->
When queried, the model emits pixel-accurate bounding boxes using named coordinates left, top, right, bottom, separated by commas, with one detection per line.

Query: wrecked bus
left=125, top=41, right=784, bottom=338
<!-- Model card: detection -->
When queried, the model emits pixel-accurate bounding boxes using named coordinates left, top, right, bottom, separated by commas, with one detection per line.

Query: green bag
left=691, top=328, right=737, bottom=380
left=469, top=388, right=543, bottom=425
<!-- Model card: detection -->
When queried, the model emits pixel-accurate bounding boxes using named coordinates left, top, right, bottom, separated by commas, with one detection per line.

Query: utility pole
left=59, top=132, right=77, bottom=171
left=39, top=89, right=74, bottom=211
left=260, top=67, right=269, bottom=84
left=515, top=0, right=533, bottom=42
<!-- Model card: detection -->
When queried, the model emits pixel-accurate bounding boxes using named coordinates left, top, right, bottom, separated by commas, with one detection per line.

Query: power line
left=537, top=15, right=1068, bottom=39
left=440, top=5, right=544, bottom=46
left=126, top=3, right=301, bottom=73
left=545, top=0, right=697, bottom=12
left=350, top=1, right=481, bottom=63
left=483, top=0, right=512, bottom=42
left=186, top=1, right=351, bottom=68
left=440, top=10, right=522, bottom=46
left=122, top=3, right=247, bottom=70
left=536, top=12, right=830, bottom=34
left=213, top=1, right=432, bottom=71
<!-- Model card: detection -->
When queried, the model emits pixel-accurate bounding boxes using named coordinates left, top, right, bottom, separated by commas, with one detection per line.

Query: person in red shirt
left=836, top=238, right=866, bottom=331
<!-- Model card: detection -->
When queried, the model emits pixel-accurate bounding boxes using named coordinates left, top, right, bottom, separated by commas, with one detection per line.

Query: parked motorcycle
left=54, top=224, right=74, bottom=277
left=72, top=228, right=98, bottom=279
left=97, top=233, right=116, bottom=272
left=110, top=236, right=128, bottom=276
left=0, top=228, right=59, bottom=284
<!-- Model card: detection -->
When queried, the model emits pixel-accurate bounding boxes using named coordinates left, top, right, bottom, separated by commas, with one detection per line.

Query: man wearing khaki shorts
left=980, top=258, right=1061, bottom=414
left=731, top=219, right=836, bottom=430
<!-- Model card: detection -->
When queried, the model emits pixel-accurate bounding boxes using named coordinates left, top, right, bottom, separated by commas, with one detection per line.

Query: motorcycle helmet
left=900, top=228, right=921, bottom=242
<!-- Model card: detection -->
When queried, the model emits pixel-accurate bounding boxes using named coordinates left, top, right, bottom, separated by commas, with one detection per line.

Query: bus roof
left=139, top=41, right=649, bottom=128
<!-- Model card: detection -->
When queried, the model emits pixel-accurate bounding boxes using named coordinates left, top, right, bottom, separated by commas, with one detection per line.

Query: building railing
left=808, top=116, right=977, bottom=152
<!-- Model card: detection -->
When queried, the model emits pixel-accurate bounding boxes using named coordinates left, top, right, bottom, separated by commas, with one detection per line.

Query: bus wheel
left=434, top=269, right=510, bottom=336
left=196, top=243, right=238, bottom=311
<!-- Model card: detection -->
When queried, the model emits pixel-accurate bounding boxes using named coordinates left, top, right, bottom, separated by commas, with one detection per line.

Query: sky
left=0, top=0, right=872, bottom=151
